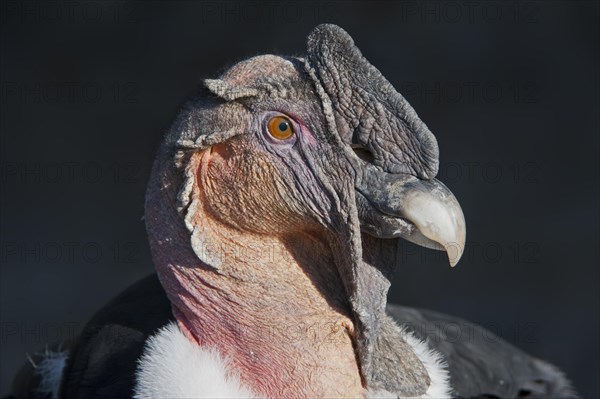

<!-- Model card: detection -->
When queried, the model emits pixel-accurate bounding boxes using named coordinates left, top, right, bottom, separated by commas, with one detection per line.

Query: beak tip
left=444, top=241, right=464, bottom=268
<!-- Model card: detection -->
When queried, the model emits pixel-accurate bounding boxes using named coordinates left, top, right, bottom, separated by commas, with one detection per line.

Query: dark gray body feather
left=387, top=304, right=577, bottom=398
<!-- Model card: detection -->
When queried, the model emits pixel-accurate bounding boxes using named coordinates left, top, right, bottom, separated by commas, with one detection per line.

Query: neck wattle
left=145, top=154, right=365, bottom=397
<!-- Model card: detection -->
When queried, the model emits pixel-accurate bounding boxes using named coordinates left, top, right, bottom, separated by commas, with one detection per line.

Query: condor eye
left=267, top=115, right=295, bottom=140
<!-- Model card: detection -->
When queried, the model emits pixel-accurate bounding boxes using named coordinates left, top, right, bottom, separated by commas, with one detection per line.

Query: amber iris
left=267, top=115, right=295, bottom=140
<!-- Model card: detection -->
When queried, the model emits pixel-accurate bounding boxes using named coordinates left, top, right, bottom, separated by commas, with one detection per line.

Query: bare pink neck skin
left=162, top=231, right=363, bottom=397
left=146, top=157, right=364, bottom=397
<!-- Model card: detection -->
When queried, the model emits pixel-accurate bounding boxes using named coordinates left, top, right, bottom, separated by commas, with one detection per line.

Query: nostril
left=352, top=145, right=374, bottom=163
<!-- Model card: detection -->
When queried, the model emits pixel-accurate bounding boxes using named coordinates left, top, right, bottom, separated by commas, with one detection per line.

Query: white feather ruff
left=134, top=321, right=451, bottom=398
left=133, top=322, right=255, bottom=398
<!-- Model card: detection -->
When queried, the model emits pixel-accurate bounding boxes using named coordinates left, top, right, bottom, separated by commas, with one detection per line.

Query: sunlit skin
left=153, top=142, right=366, bottom=397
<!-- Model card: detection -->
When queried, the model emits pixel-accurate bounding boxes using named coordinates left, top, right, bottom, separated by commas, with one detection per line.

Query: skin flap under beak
left=356, top=166, right=466, bottom=267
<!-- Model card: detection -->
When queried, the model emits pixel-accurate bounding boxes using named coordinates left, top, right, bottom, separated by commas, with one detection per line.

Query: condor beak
left=356, top=167, right=466, bottom=267
left=396, top=178, right=466, bottom=266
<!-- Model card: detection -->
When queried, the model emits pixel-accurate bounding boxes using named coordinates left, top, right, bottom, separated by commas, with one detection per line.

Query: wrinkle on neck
left=169, top=225, right=364, bottom=397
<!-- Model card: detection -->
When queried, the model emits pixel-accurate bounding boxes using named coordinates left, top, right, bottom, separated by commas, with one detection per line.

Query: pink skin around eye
left=283, top=112, right=317, bottom=146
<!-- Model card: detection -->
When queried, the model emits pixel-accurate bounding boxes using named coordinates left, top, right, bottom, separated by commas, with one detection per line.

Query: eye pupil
left=278, top=122, right=288, bottom=132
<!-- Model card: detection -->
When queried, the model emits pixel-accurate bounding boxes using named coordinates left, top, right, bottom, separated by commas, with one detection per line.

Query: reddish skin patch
left=209, top=141, right=232, bottom=159
left=286, top=111, right=318, bottom=146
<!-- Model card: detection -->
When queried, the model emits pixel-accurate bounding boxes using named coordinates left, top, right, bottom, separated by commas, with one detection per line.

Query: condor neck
left=145, top=155, right=365, bottom=397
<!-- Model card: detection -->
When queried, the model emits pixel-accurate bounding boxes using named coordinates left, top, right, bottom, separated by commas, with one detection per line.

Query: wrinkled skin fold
left=304, top=24, right=466, bottom=393
left=147, top=24, right=466, bottom=396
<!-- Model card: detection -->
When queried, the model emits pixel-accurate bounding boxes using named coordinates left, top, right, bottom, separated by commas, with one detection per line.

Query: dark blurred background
left=1, top=0, right=598, bottom=396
